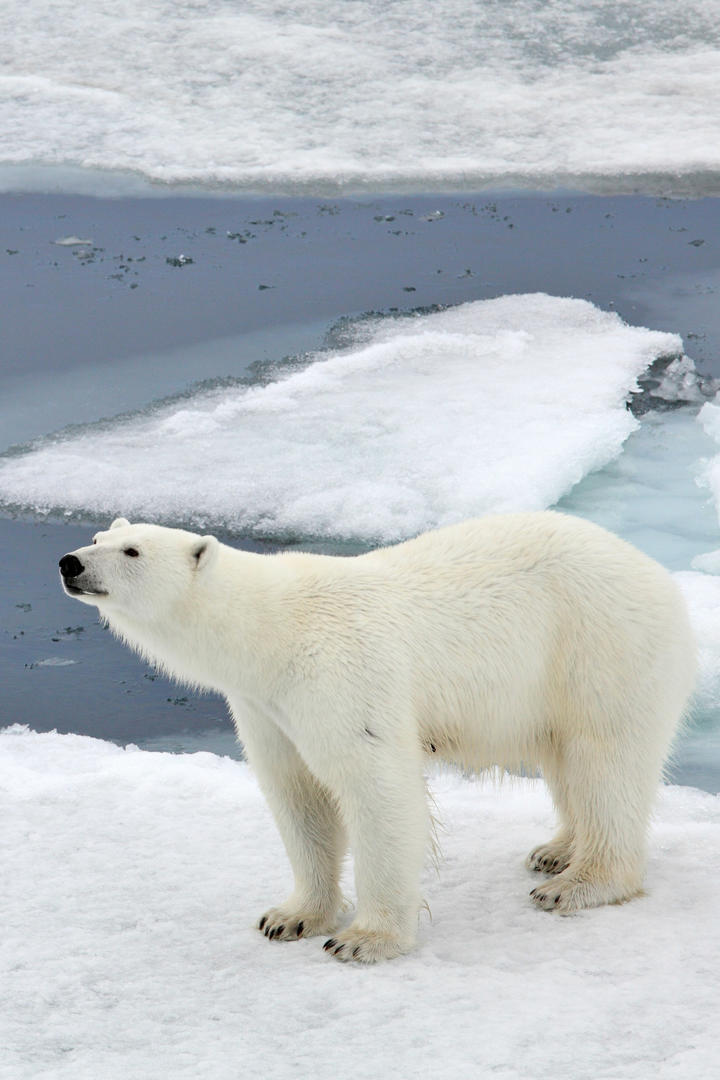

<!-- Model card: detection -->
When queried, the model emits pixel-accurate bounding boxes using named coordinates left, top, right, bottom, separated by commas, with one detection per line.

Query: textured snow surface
left=2, top=1, right=720, bottom=192
left=0, top=295, right=681, bottom=542
left=1, top=726, right=718, bottom=1080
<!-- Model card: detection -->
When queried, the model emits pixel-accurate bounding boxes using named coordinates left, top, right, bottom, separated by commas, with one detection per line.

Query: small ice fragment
left=54, top=236, right=93, bottom=246
left=34, top=657, right=78, bottom=667
left=421, top=211, right=444, bottom=221
left=691, top=551, right=720, bottom=574
left=166, top=254, right=194, bottom=267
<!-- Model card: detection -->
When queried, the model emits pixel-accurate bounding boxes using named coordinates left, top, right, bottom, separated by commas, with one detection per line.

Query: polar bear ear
left=110, top=517, right=131, bottom=530
left=192, top=535, right=219, bottom=571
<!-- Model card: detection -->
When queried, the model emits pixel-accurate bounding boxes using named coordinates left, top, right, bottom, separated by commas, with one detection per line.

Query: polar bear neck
left=103, top=545, right=284, bottom=697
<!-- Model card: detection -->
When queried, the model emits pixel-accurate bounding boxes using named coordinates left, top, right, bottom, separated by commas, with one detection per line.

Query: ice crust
left=2, top=1, right=720, bottom=192
left=0, top=295, right=682, bottom=542
left=1, top=725, right=718, bottom=1080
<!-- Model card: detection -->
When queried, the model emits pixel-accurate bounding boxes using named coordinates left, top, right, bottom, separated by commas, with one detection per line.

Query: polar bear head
left=58, top=517, right=220, bottom=619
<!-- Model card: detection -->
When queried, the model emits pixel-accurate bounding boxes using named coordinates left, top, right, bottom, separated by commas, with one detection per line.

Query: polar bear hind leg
left=526, top=748, right=575, bottom=875
left=529, top=702, right=680, bottom=912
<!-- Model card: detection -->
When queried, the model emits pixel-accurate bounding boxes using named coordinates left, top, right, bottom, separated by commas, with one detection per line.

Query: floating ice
left=0, top=295, right=683, bottom=542
left=675, top=572, right=720, bottom=710
left=1, top=725, right=718, bottom=1080
left=53, top=236, right=93, bottom=246
left=696, top=398, right=720, bottom=529
left=31, top=657, right=78, bottom=668
left=688, top=399, right=720, bottom=580
left=1, top=2, right=720, bottom=192
left=692, top=550, right=720, bottom=573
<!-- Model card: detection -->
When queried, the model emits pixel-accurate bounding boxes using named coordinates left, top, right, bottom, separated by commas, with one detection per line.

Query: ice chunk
left=691, top=551, right=720, bottom=574
left=675, top=571, right=720, bottom=708
left=694, top=399, right=720, bottom=535
left=0, top=295, right=683, bottom=542
left=53, top=236, right=93, bottom=246
left=31, top=657, right=78, bottom=668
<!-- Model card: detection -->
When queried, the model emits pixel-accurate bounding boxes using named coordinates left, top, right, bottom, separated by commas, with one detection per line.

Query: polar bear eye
left=124, top=547, right=140, bottom=558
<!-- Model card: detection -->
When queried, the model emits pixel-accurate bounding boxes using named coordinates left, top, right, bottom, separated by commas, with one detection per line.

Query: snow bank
left=1, top=726, right=717, bottom=1079
left=2, top=1, right=720, bottom=192
left=0, top=295, right=682, bottom=542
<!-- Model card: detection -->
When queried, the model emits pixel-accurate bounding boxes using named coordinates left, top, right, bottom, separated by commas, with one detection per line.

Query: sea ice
left=53, top=236, right=93, bottom=246
left=0, top=294, right=682, bottom=542
left=695, top=398, right=720, bottom=532
left=1, top=725, right=717, bottom=1080
left=1, top=1, right=719, bottom=192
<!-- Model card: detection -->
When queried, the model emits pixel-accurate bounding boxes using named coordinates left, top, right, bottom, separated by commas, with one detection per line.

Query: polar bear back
left=332, top=512, right=696, bottom=767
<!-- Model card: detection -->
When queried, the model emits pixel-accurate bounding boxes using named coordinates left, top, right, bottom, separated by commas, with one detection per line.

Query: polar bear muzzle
left=58, top=552, right=108, bottom=597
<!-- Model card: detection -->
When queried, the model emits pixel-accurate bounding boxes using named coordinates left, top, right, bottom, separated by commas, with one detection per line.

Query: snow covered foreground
left=2, top=726, right=718, bottom=1080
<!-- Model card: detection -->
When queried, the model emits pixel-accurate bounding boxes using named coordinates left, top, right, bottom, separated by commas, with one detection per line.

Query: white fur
left=60, top=512, right=696, bottom=962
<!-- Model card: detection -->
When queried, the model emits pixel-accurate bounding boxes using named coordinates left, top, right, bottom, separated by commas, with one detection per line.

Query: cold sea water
left=2, top=1, right=720, bottom=792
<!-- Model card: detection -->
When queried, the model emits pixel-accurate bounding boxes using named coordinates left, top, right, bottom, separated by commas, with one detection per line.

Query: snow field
left=2, top=726, right=718, bottom=1080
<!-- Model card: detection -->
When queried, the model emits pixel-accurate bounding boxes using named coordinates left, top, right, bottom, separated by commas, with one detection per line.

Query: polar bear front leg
left=231, top=703, right=346, bottom=942
left=313, top=738, right=430, bottom=963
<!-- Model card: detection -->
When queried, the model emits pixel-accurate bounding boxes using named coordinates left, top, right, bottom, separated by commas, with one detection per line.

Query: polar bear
left=59, top=512, right=696, bottom=962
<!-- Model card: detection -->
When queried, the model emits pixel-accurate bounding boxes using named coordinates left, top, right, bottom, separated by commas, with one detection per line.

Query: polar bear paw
left=526, top=840, right=572, bottom=875
left=257, top=906, right=337, bottom=941
left=322, top=926, right=409, bottom=964
left=529, top=871, right=639, bottom=913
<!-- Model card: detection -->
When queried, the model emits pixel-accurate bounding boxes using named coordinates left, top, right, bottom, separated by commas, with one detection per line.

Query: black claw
left=264, top=926, right=271, bottom=937
left=277, top=925, right=285, bottom=937
left=323, top=938, right=336, bottom=951
left=259, top=916, right=267, bottom=931
left=554, top=895, right=561, bottom=904
left=297, top=921, right=304, bottom=937
left=530, top=889, right=537, bottom=897
left=334, top=944, right=345, bottom=955
left=353, top=946, right=361, bottom=957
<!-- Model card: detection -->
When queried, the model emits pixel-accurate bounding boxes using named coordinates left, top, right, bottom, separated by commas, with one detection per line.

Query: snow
left=675, top=572, right=720, bottom=709
left=0, top=295, right=682, bottom=542
left=1, top=725, right=718, bottom=1080
left=2, top=1, right=720, bottom=193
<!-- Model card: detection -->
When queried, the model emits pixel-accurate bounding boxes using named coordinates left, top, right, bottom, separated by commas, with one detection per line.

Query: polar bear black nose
left=59, top=554, right=84, bottom=579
